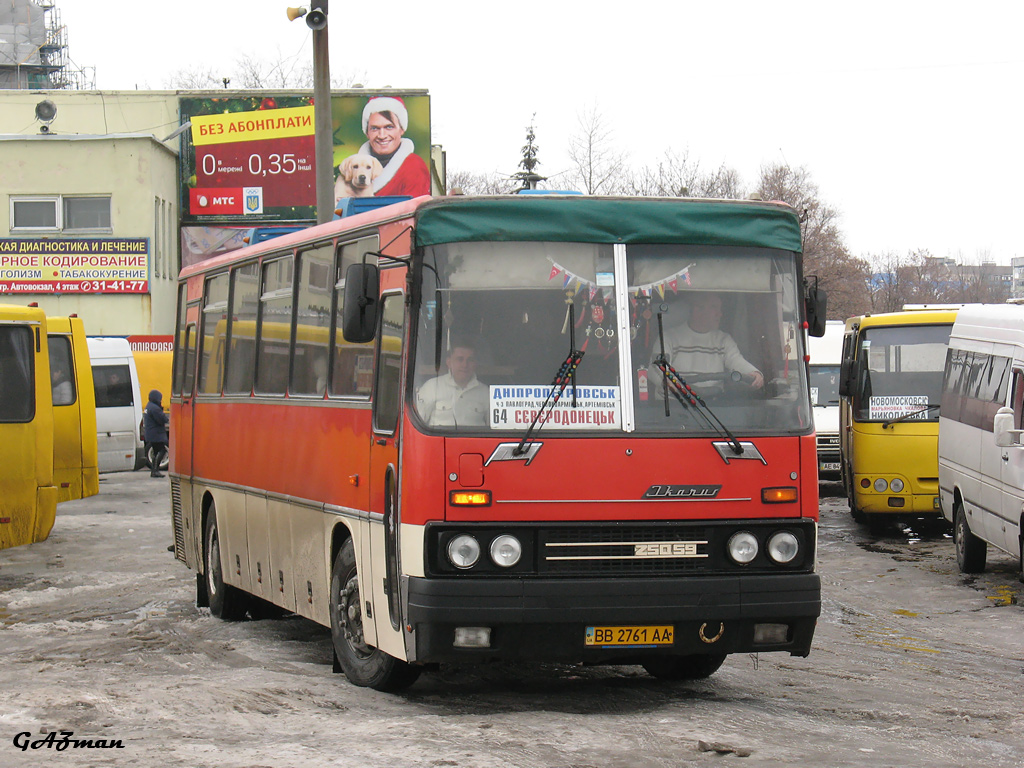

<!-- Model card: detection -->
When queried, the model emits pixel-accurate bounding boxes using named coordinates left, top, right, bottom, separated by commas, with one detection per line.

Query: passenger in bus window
left=652, top=292, right=763, bottom=396
left=415, top=338, right=488, bottom=427
left=51, top=364, right=73, bottom=405
left=358, top=96, right=430, bottom=197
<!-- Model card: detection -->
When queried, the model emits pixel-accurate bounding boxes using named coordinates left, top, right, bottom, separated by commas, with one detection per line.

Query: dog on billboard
left=335, top=154, right=383, bottom=199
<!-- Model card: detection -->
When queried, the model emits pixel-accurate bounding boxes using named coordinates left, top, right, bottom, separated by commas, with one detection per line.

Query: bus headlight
left=873, top=478, right=888, bottom=493
left=489, top=535, right=522, bottom=567
left=767, top=531, right=800, bottom=564
left=889, top=478, right=905, bottom=493
left=727, top=532, right=759, bottom=564
left=447, top=535, right=480, bottom=569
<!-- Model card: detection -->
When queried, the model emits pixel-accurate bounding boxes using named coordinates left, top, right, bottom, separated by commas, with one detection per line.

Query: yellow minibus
left=0, top=304, right=58, bottom=550
left=838, top=308, right=958, bottom=526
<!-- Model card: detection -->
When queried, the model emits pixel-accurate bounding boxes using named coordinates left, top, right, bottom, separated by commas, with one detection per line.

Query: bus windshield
left=851, top=324, right=951, bottom=423
left=412, top=241, right=810, bottom=436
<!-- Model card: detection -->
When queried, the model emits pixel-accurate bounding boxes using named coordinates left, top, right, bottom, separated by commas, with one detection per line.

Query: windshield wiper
left=653, top=311, right=744, bottom=455
left=514, top=349, right=585, bottom=455
left=514, top=302, right=585, bottom=456
left=883, top=403, right=939, bottom=428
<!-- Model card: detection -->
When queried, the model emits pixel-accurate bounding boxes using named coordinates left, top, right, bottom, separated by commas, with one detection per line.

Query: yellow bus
left=47, top=315, right=99, bottom=502
left=0, top=304, right=58, bottom=550
left=838, top=308, right=958, bottom=526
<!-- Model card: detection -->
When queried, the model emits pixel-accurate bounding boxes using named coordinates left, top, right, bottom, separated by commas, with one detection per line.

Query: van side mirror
left=993, top=406, right=1018, bottom=448
left=804, top=281, right=828, bottom=338
left=341, top=263, right=380, bottom=344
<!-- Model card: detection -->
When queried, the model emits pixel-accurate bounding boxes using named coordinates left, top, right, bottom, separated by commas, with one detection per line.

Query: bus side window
left=0, top=326, right=34, bottom=422
left=48, top=335, right=76, bottom=407
left=290, top=245, right=333, bottom=396
left=182, top=324, right=197, bottom=397
left=224, top=263, right=259, bottom=395
left=330, top=236, right=378, bottom=398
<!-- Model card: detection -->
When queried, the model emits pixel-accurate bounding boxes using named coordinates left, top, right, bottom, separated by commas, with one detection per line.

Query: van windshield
left=810, top=365, right=840, bottom=407
left=851, top=324, right=951, bottom=422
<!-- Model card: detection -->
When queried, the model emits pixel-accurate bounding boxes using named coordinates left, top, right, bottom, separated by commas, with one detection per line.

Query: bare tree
left=868, top=251, right=919, bottom=313
left=757, top=164, right=871, bottom=319
left=620, top=148, right=698, bottom=197
left=565, top=105, right=627, bottom=194
left=164, top=53, right=365, bottom=90
left=162, top=66, right=224, bottom=90
left=445, top=169, right=511, bottom=195
left=941, top=251, right=1011, bottom=304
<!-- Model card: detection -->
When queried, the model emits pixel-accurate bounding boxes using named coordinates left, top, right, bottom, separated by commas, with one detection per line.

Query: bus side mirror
left=993, top=406, right=1018, bottom=448
left=838, top=357, right=852, bottom=398
left=805, top=284, right=828, bottom=338
left=341, top=263, right=380, bottom=344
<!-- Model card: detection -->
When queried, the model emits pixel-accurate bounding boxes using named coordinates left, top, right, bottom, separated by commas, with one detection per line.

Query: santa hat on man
left=362, top=96, right=408, bottom=133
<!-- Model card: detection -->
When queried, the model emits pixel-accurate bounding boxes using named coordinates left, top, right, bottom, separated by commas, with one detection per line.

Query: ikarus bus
left=170, top=195, right=828, bottom=691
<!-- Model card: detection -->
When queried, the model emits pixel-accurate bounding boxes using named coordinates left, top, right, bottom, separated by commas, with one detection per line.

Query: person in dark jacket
left=143, top=389, right=169, bottom=478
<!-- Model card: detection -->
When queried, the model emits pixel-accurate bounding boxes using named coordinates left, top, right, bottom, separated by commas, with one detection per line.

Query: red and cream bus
left=170, top=195, right=827, bottom=691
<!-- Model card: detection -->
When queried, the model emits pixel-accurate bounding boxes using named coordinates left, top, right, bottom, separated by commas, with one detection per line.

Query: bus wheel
left=203, top=508, right=249, bottom=621
left=953, top=501, right=986, bottom=574
left=330, top=540, right=420, bottom=691
left=642, top=653, right=726, bottom=681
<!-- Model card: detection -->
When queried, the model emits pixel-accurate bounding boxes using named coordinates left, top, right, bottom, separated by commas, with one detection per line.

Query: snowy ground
left=1, top=473, right=1022, bottom=767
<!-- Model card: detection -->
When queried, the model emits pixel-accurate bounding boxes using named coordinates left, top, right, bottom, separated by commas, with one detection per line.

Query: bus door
left=175, top=296, right=200, bottom=480
left=48, top=318, right=98, bottom=501
left=367, top=292, right=406, bottom=651
left=172, top=286, right=201, bottom=560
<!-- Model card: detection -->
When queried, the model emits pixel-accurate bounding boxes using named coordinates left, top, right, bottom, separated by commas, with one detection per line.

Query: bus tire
left=642, top=653, right=726, bottom=681
left=330, top=539, right=420, bottom=691
left=204, top=508, right=249, bottom=621
left=953, top=501, right=986, bottom=574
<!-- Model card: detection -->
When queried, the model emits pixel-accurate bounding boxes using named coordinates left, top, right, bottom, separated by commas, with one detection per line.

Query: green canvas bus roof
left=414, top=196, right=802, bottom=252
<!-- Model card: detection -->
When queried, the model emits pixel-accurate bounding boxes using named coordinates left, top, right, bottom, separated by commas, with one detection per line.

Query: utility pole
left=310, top=0, right=333, bottom=225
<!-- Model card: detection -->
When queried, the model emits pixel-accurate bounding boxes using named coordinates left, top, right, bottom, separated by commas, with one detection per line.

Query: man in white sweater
left=653, top=293, right=763, bottom=397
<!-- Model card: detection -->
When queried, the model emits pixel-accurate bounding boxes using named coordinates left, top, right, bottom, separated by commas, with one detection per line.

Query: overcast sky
left=58, top=0, right=1023, bottom=265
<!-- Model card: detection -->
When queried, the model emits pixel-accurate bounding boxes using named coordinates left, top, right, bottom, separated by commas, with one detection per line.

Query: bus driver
left=653, top=292, right=763, bottom=396
left=415, top=338, right=488, bottom=427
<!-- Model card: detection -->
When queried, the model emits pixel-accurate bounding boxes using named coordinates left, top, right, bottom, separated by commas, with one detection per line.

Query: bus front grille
left=540, top=526, right=712, bottom=576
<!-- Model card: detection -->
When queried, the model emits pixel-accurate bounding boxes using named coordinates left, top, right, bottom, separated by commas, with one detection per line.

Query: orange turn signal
left=449, top=490, right=492, bottom=506
left=762, top=486, right=798, bottom=504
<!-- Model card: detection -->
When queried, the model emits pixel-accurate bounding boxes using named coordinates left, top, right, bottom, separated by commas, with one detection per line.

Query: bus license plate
left=820, top=462, right=840, bottom=471
left=585, top=625, right=674, bottom=647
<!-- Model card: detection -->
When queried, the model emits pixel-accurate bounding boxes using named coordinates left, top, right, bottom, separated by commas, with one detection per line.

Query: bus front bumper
left=405, top=573, right=820, bottom=664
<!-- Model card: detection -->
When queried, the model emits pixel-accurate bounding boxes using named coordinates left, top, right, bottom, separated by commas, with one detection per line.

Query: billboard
left=0, top=238, right=149, bottom=294
left=179, top=92, right=430, bottom=225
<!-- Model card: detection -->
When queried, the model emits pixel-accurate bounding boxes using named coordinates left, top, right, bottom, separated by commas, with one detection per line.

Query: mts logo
left=190, top=188, right=243, bottom=215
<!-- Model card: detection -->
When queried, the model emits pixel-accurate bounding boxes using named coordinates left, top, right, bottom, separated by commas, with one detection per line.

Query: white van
left=86, top=337, right=144, bottom=473
left=808, top=320, right=844, bottom=478
left=938, top=303, right=1024, bottom=577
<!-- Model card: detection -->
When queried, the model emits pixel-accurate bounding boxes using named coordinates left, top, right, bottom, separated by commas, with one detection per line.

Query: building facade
left=1, top=88, right=438, bottom=337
